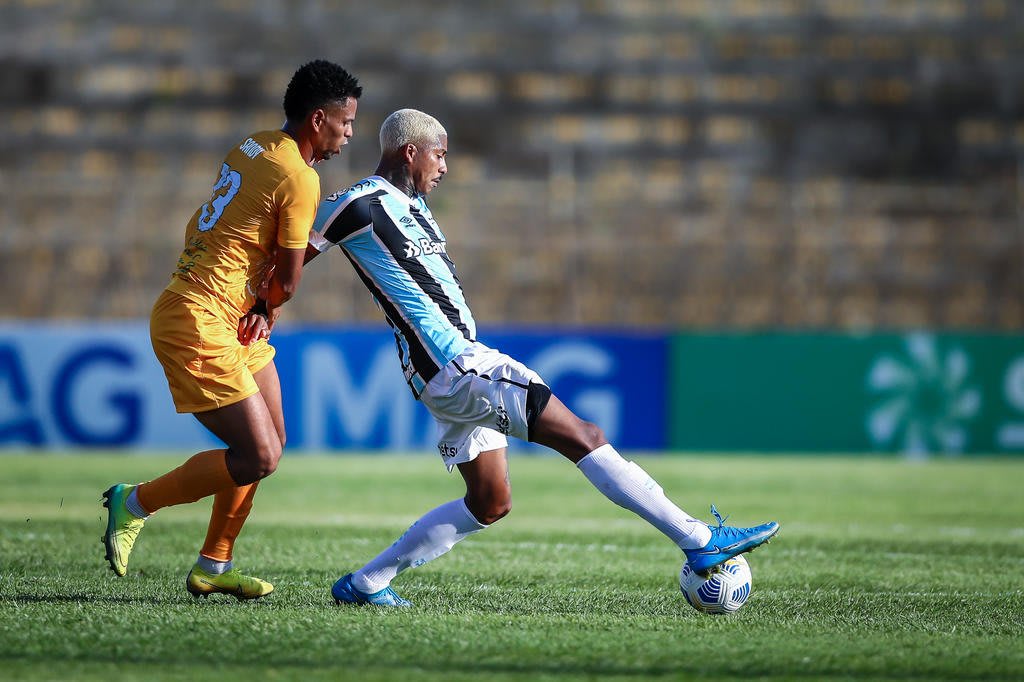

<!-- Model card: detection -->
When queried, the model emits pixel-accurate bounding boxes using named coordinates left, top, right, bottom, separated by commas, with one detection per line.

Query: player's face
left=311, top=97, right=358, bottom=165
left=410, top=134, right=448, bottom=195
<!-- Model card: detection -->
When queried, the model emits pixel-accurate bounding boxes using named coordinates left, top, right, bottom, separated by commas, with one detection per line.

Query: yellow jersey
left=166, top=130, right=319, bottom=320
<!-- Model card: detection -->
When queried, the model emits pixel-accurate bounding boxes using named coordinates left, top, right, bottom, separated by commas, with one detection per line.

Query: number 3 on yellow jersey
left=198, top=163, right=242, bottom=232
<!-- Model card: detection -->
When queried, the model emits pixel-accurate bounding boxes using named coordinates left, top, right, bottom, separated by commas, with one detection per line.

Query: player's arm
left=238, top=245, right=303, bottom=344
left=264, top=245, right=306, bottom=328
left=304, top=188, right=374, bottom=265
left=263, top=168, right=321, bottom=329
left=241, top=226, right=321, bottom=343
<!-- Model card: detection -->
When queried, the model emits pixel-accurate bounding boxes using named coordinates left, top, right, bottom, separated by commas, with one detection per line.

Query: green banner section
left=669, top=333, right=1024, bottom=455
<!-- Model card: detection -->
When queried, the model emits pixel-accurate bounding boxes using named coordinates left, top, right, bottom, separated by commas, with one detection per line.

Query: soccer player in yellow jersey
left=101, top=60, right=361, bottom=599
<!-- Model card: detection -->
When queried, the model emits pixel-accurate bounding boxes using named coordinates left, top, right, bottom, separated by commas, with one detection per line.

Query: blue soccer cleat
left=684, top=505, right=779, bottom=576
left=331, top=573, right=412, bottom=607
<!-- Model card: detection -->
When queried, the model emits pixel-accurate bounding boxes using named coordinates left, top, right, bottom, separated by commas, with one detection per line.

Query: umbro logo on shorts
left=495, top=407, right=511, bottom=435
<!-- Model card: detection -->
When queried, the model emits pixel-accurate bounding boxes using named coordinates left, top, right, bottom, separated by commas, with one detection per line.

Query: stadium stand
left=0, top=0, right=1021, bottom=328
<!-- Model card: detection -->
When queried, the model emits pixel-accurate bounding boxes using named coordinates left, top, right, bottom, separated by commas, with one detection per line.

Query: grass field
left=1, top=452, right=1022, bottom=682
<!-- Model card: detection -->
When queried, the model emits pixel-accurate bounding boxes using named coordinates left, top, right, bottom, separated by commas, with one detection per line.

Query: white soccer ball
left=679, top=555, right=752, bottom=615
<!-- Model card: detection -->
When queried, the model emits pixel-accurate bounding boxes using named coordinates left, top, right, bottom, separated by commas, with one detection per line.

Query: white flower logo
left=866, top=334, right=981, bottom=457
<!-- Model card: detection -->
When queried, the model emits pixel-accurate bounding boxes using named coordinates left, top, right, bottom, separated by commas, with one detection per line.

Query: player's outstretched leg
left=101, top=483, right=147, bottom=577
left=530, top=393, right=779, bottom=575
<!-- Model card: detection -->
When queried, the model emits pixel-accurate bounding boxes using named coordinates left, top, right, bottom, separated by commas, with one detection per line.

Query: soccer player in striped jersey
left=304, top=109, right=779, bottom=606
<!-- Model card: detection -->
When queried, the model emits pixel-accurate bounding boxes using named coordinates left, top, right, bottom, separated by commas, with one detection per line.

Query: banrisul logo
left=403, top=238, right=447, bottom=259
left=866, top=334, right=981, bottom=457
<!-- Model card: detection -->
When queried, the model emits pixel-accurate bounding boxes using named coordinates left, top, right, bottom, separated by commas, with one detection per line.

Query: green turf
left=1, top=452, right=1022, bottom=681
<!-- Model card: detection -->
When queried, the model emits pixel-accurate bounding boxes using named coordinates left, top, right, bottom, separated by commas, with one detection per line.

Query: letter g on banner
left=52, top=347, right=141, bottom=446
left=530, top=342, right=620, bottom=443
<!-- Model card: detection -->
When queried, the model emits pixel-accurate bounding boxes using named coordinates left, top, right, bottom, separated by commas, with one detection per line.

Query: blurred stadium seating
left=1, top=0, right=1021, bottom=328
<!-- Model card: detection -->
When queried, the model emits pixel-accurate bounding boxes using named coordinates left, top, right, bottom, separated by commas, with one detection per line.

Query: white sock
left=125, top=488, right=150, bottom=520
left=196, top=554, right=232, bottom=575
left=577, top=444, right=712, bottom=550
left=352, top=498, right=487, bottom=593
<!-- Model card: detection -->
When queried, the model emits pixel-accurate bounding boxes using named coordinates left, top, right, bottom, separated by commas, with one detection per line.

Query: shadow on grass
left=4, top=593, right=192, bottom=607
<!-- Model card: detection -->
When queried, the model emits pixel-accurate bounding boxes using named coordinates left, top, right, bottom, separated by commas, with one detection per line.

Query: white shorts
left=420, top=342, right=548, bottom=471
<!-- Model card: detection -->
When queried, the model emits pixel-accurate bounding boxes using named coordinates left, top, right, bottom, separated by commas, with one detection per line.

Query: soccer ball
left=679, top=555, right=752, bottom=615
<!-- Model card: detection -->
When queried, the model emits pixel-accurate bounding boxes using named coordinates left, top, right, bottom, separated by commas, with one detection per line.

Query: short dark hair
left=283, top=60, right=362, bottom=123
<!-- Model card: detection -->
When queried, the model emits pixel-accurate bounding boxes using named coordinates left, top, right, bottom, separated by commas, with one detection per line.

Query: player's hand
left=237, top=313, right=270, bottom=346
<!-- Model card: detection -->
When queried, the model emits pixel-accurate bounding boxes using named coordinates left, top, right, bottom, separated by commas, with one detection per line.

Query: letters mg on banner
left=0, top=323, right=667, bottom=452
left=272, top=327, right=667, bottom=451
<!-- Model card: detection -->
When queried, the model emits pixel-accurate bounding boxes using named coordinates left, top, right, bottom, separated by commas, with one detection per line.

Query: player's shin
left=135, top=449, right=237, bottom=513
left=576, top=444, right=712, bottom=550
left=351, top=498, right=487, bottom=593
left=199, top=481, right=259, bottom=568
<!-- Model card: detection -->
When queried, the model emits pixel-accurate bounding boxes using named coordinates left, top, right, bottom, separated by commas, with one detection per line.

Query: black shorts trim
left=526, top=382, right=552, bottom=442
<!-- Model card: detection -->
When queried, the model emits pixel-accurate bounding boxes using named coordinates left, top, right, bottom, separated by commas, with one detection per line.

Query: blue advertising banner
left=0, top=323, right=210, bottom=448
left=0, top=323, right=667, bottom=452
left=272, top=327, right=667, bottom=452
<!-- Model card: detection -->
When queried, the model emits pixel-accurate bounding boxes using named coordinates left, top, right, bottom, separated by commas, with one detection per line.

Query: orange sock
left=135, top=449, right=237, bottom=514
left=199, top=481, right=259, bottom=562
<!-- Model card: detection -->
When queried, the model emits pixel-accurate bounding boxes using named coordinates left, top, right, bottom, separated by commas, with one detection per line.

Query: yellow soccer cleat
left=186, top=565, right=274, bottom=601
left=101, top=483, right=145, bottom=577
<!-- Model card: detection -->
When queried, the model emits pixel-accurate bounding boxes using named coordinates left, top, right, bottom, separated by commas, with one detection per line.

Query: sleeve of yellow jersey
left=276, top=167, right=321, bottom=249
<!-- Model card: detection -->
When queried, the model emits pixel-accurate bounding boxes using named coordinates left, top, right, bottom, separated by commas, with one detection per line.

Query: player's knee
left=578, top=420, right=606, bottom=452
left=252, top=441, right=282, bottom=480
left=466, top=490, right=512, bottom=525
left=477, top=501, right=511, bottom=526
left=225, top=431, right=283, bottom=484
left=485, top=496, right=512, bottom=525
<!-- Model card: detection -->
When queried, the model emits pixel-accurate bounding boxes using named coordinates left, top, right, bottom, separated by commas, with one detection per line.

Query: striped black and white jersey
left=310, top=175, right=476, bottom=395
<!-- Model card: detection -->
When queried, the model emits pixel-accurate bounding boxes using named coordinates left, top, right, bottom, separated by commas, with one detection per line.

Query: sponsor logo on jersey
left=403, top=238, right=448, bottom=259
left=239, top=138, right=266, bottom=159
left=438, top=443, right=459, bottom=459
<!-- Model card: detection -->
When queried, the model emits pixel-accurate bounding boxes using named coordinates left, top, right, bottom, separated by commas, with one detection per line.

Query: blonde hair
left=379, top=108, right=446, bottom=155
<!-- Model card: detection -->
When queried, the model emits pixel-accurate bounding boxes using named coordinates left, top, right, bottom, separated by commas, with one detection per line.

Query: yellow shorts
left=150, top=289, right=276, bottom=413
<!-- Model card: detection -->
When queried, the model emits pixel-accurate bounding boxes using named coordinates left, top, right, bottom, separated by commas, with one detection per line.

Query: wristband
left=250, top=299, right=269, bottom=317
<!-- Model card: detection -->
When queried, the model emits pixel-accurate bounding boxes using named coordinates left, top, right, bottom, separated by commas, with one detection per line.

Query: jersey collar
left=370, top=175, right=425, bottom=205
